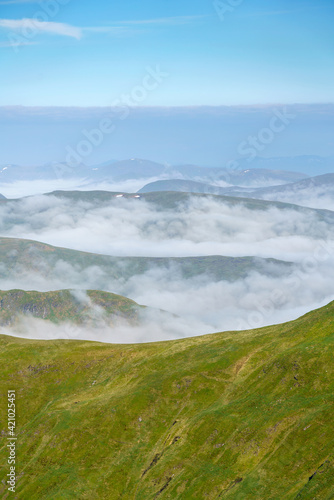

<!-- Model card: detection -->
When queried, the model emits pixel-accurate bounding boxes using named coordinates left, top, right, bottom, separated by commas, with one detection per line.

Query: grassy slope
left=0, top=289, right=142, bottom=326
left=46, top=189, right=327, bottom=213
left=40, top=190, right=334, bottom=227
left=2, top=189, right=334, bottom=218
left=0, top=301, right=334, bottom=499
left=0, top=237, right=292, bottom=282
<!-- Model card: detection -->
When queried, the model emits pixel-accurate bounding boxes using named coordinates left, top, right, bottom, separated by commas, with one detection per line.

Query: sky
left=0, top=0, right=334, bottom=106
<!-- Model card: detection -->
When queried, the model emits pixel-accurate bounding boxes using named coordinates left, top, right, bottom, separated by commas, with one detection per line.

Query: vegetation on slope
left=2, top=189, right=334, bottom=219
left=0, top=289, right=142, bottom=327
left=0, top=237, right=292, bottom=283
left=0, top=301, right=334, bottom=498
left=45, top=189, right=332, bottom=213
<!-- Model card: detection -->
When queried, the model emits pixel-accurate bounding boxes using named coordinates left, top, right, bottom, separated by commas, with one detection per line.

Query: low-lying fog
left=0, top=194, right=333, bottom=259
left=0, top=178, right=163, bottom=199
left=0, top=192, right=333, bottom=343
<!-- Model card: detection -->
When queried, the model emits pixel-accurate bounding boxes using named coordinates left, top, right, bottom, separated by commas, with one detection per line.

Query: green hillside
left=1, top=301, right=334, bottom=498
left=44, top=189, right=334, bottom=218
left=1, top=188, right=334, bottom=218
left=0, top=237, right=292, bottom=283
left=41, top=188, right=302, bottom=212
left=0, top=289, right=142, bottom=327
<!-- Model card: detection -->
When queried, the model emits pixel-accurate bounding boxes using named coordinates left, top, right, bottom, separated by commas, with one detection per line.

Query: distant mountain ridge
left=139, top=179, right=228, bottom=195
left=0, top=157, right=310, bottom=188
left=228, top=173, right=334, bottom=210
left=170, top=164, right=307, bottom=186
left=250, top=173, right=334, bottom=197
left=228, top=155, right=333, bottom=176
left=138, top=179, right=252, bottom=195
left=138, top=173, right=334, bottom=211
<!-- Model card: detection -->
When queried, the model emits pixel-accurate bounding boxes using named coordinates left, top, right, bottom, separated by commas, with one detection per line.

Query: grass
left=3, top=188, right=331, bottom=216
left=0, top=301, right=333, bottom=498
left=0, top=236, right=292, bottom=283
left=0, top=289, right=142, bottom=326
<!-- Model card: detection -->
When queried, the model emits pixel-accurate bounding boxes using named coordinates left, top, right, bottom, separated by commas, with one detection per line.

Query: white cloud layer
left=0, top=194, right=332, bottom=260
left=0, top=192, right=333, bottom=342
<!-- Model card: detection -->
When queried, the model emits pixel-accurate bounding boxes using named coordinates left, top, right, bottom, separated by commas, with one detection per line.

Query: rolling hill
left=0, top=237, right=293, bottom=285
left=243, top=173, right=334, bottom=209
left=0, top=289, right=142, bottom=327
left=0, top=301, right=333, bottom=498
left=138, top=179, right=229, bottom=195
left=138, top=174, right=334, bottom=210
left=171, top=164, right=307, bottom=186
left=38, top=189, right=334, bottom=217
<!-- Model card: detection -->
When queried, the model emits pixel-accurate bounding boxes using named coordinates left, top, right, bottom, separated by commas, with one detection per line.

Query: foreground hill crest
left=0, top=301, right=333, bottom=498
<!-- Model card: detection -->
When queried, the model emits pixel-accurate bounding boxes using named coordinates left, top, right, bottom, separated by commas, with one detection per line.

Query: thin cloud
left=82, top=16, right=207, bottom=37
left=83, top=26, right=134, bottom=36
left=116, top=15, right=207, bottom=25
left=0, top=16, right=202, bottom=43
left=243, top=6, right=334, bottom=17
left=0, top=18, right=82, bottom=40
left=0, top=0, right=38, bottom=4
left=0, top=40, right=37, bottom=47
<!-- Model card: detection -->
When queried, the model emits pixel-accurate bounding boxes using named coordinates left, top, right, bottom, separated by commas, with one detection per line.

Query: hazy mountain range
left=138, top=171, right=334, bottom=211
left=0, top=157, right=310, bottom=187
left=1, top=156, right=333, bottom=207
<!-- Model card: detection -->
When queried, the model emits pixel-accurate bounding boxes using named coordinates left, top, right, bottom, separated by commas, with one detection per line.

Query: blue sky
left=0, top=0, right=333, bottom=106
